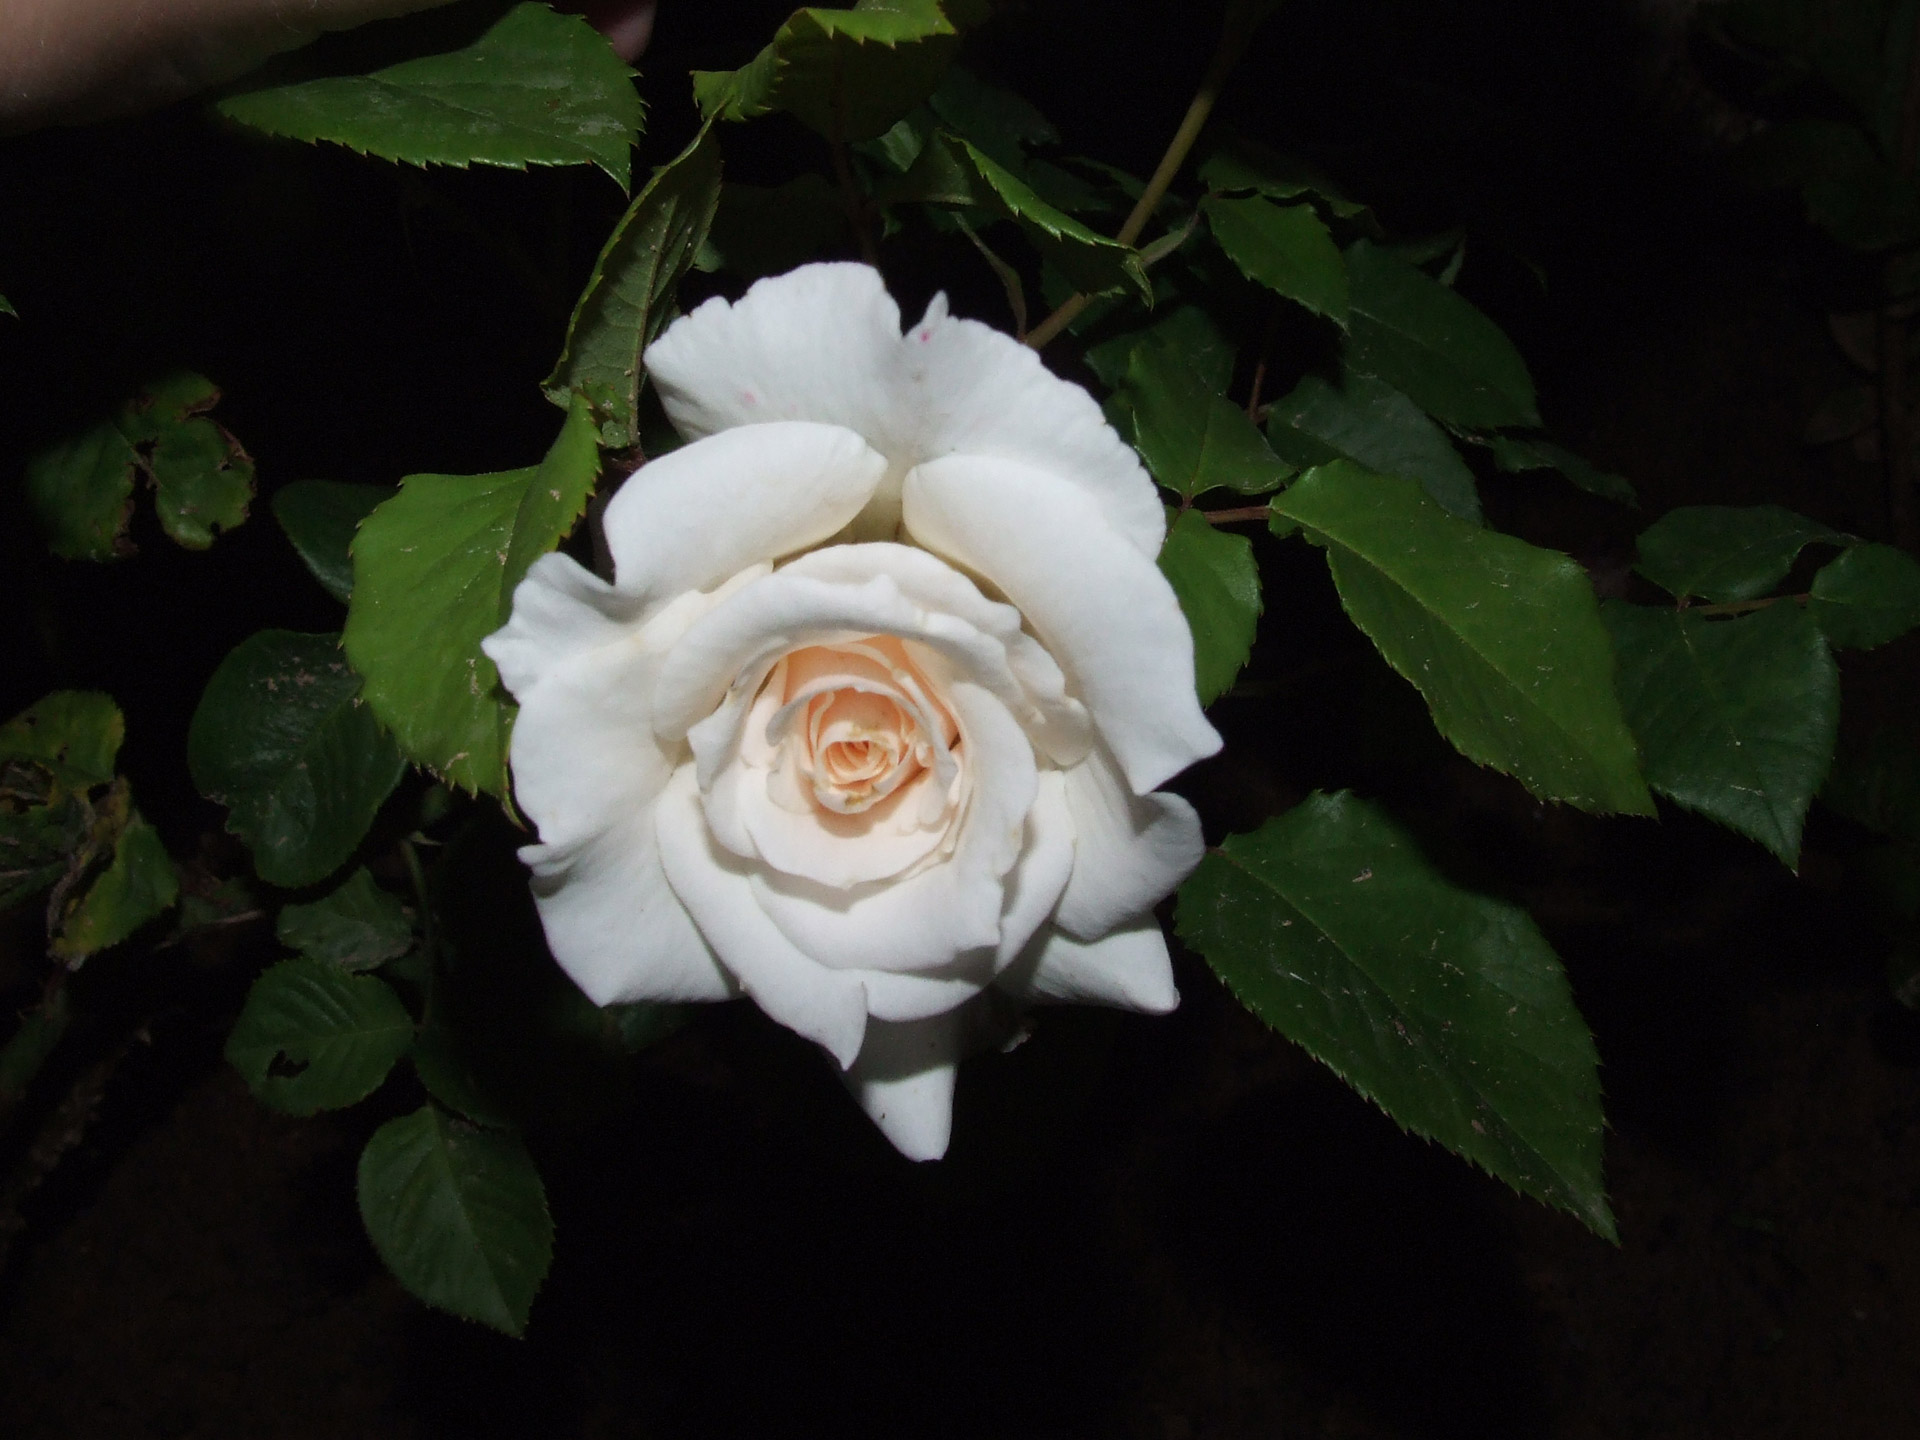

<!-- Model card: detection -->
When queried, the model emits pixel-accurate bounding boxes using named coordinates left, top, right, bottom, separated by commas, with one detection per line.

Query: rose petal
left=483, top=551, right=648, bottom=701
left=748, top=681, right=1035, bottom=973
left=902, top=293, right=1166, bottom=558
left=999, top=920, right=1181, bottom=1015
left=654, top=769, right=869, bottom=1068
left=843, top=1011, right=968, bottom=1161
left=1054, top=743, right=1205, bottom=940
left=522, top=814, right=735, bottom=1005
left=645, top=264, right=916, bottom=454
left=645, top=265, right=1166, bottom=558
left=601, top=421, right=887, bottom=602
left=903, top=454, right=1222, bottom=794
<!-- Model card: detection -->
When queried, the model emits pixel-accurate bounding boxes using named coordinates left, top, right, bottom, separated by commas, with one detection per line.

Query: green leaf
left=276, top=867, right=415, bottom=971
left=1202, top=195, right=1349, bottom=325
left=1083, top=304, right=1232, bottom=392
left=1274, top=463, right=1653, bottom=815
left=1633, top=504, right=1847, bottom=603
left=926, top=63, right=1057, bottom=169
left=703, top=174, right=846, bottom=281
left=0, top=293, right=15, bottom=319
left=1159, top=509, right=1262, bottom=705
left=123, top=374, right=254, bottom=550
left=944, top=136, right=1147, bottom=300
left=216, top=3, right=643, bottom=187
left=1738, top=118, right=1920, bottom=251
left=273, top=481, right=396, bottom=604
left=545, top=127, right=722, bottom=449
left=0, top=989, right=69, bottom=1103
left=1809, top=541, right=1920, bottom=648
left=226, top=957, right=414, bottom=1115
left=1176, top=791, right=1613, bottom=1238
left=1602, top=600, right=1839, bottom=867
left=411, top=1024, right=515, bottom=1128
left=0, top=691, right=124, bottom=792
left=1198, top=134, right=1376, bottom=226
left=357, top=1103, right=553, bottom=1335
left=1343, top=240, right=1540, bottom=430
left=694, top=0, right=959, bottom=142
left=1479, top=434, right=1637, bottom=506
left=188, top=630, right=406, bottom=887
left=1128, top=340, right=1292, bottom=500
left=345, top=398, right=600, bottom=797
left=24, top=422, right=137, bottom=561
left=1267, top=371, right=1482, bottom=522
left=52, top=814, right=178, bottom=961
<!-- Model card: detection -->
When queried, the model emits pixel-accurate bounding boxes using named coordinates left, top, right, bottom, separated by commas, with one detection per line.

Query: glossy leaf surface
left=23, top=423, right=136, bottom=562
left=1275, top=464, right=1651, bottom=814
left=1603, top=600, right=1839, bottom=867
left=1343, top=241, right=1539, bottom=430
left=226, top=957, right=414, bottom=1115
left=188, top=630, right=405, bottom=887
left=1480, top=434, right=1637, bottom=507
left=277, top=867, right=415, bottom=972
left=1159, top=509, right=1262, bottom=705
left=345, top=399, right=599, bottom=797
left=1633, top=504, right=1846, bottom=604
left=1808, top=542, right=1920, bottom=649
left=1129, top=341, right=1292, bottom=499
left=1177, top=791, right=1614, bottom=1238
left=217, top=3, right=643, bottom=187
left=545, top=127, right=722, bottom=448
left=1267, top=371, right=1481, bottom=522
left=274, top=481, right=396, bottom=604
left=1203, top=195, right=1349, bottom=324
left=358, top=1104, right=553, bottom=1336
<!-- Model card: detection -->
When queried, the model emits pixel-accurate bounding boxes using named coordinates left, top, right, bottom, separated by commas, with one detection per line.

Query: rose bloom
left=483, top=263, right=1220, bottom=1158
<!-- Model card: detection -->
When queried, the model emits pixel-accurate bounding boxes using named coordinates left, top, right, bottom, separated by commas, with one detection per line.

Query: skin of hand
left=0, top=0, right=657, bottom=133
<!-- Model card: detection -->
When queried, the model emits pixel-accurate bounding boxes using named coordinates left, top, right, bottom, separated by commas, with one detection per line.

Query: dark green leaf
left=1128, top=341, right=1292, bottom=500
left=357, top=1104, right=553, bottom=1335
left=1267, top=371, right=1482, bottom=522
left=1602, top=600, right=1839, bottom=867
left=1083, top=304, right=1232, bottom=392
left=0, top=293, right=14, bottom=319
left=693, top=0, right=958, bottom=141
left=1809, top=541, right=1920, bottom=648
left=0, top=989, right=69, bottom=1103
left=23, top=422, right=137, bottom=561
left=1824, top=726, right=1920, bottom=840
left=1634, top=504, right=1847, bottom=603
left=277, top=867, right=415, bottom=971
left=1738, top=118, right=1920, bottom=251
left=1479, top=434, right=1637, bottom=506
left=1274, top=463, right=1653, bottom=815
left=1198, top=134, right=1375, bottom=225
left=140, top=405, right=254, bottom=551
left=217, top=3, right=643, bottom=187
left=1343, top=240, right=1540, bottom=430
left=227, top=957, right=414, bottom=1115
left=1159, top=509, right=1262, bottom=705
left=1203, top=195, right=1349, bottom=325
left=53, top=814, right=178, bottom=960
left=1176, top=791, right=1613, bottom=1238
left=344, top=399, right=599, bottom=797
left=545, top=127, right=722, bottom=448
left=942, top=136, right=1146, bottom=300
left=927, top=64, right=1056, bottom=169
left=0, top=691, right=123, bottom=792
left=273, top=481, right=397, bottom=604
left=411, top=1024, right=515, bottom=1128
left=188, top=630, right=406, bottom=887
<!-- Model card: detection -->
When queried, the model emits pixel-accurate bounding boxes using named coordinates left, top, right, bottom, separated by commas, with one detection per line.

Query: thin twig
left=1687, top=592, right=1808, bottom=617
left=829, top=138, right=880, bottom=270
left=1026, top=4, right=1268, bottom=350
left=1200, top=505, right=1274, bottom=526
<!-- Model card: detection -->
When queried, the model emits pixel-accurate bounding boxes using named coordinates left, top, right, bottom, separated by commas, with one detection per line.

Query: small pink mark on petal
left=740, top=390, right=758, bottom=406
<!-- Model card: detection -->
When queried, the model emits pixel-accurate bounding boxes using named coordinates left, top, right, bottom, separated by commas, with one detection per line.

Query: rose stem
left=1025, top=1, right=1272, bottom=350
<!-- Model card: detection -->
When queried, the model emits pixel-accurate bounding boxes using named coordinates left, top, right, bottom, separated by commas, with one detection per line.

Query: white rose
left=482, top=263, right=1220, bottom=1159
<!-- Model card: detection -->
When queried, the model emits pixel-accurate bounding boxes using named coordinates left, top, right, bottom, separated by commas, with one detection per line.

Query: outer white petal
left=655, top=769, right=869, bottom=1068
left=902, top=298, right=1166, bottom=557
left=1054, top=744, right=1205, bottom=941
left=843, top=1012, right=968, bottom=1161
left=999, top=920, right=1181, bottom=1015
left=747, top=682, right=1035, bottom=972
left=521, top=817, right=734, bottom=1005
left=483, top=551, right=647, bottom=701
left=644, top=264, right=913, bottom=452
left=903, top=454, right=1222, bottom=794
left=601, top=422, right=886, bottom=602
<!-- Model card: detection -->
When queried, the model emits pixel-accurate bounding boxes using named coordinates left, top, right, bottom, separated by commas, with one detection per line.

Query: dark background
left=2, top=0, right=1918, bottom=1435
